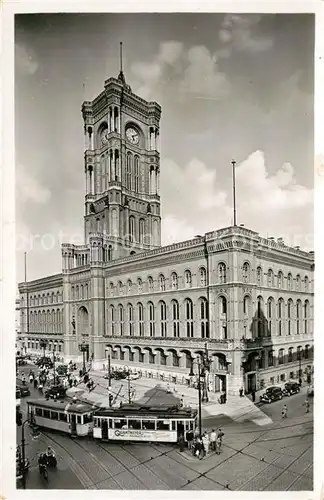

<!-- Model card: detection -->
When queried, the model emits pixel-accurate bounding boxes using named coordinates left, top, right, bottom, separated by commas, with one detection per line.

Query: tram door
left=102, top=419, right=108, bottom=440
left=70, top=414, right=77, bottom=434
left=177, top=421, right=184, bottom=439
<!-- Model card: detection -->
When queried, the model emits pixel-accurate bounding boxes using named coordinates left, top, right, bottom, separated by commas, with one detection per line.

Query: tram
left=27, top=398, right=95, bottom=437
left=93, top=404, right=198, bottom=443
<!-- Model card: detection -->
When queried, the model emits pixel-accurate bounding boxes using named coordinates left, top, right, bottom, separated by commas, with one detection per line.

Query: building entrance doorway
left=246, top=373, right=256, bottom=393
left=214, top=374, right=226, bottom=393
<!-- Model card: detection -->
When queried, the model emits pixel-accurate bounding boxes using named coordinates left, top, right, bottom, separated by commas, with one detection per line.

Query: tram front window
left=142, top=420, right=155, bottom=430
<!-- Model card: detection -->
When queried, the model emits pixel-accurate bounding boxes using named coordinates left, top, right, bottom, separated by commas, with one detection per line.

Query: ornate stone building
left=18, top=69, right=314, bottom=395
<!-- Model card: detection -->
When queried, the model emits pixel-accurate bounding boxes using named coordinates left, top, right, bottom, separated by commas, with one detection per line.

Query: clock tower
left=82, top=47, right=162, bottom=261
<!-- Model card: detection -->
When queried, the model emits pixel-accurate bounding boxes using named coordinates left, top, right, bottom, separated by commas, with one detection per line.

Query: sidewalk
left=70, top=368, right=273, bottom=427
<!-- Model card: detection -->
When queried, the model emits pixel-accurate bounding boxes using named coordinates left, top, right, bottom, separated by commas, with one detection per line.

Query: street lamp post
left=189, top=357, right=204, bottom=438
left=17, top=415, right=40, bottom=489
left=298, top=348, right=303, bottom=386
left=79, top=342, right=87, bottom=375
left=52, top=345, right=56, bottom=385
left=201, top=342, right=212, bottom=403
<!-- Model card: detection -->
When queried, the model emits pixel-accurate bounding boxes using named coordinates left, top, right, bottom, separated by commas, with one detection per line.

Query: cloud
left=15, top=43, right=39, bottom=75
left=131, top=41, right=230, bottom=102
left=218, top=14, right=273, bottom=56
left=161, top=151, right=313, bottom=249
left=16, top=164, right=51, bottom=204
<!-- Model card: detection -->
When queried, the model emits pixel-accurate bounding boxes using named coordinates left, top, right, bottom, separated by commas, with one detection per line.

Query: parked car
left=36, top=357, right=53, bottom=368
left=44, top=385, right=66, bottom=399
left=17, top=385, right=30, bottom=397
left=283, top=382, right=300, bottom=396
left=259, top=386, right=283, bottom=404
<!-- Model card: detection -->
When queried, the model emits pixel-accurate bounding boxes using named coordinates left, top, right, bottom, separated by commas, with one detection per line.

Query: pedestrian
left=202, top=432, right=210, bottom=456
left=217, top=428, right=224, bottom=447
left=251, top=390, right=256, bottom=403
left=210, top=429, right=216, bottom=452
left=180, top=395, right=184, bottom=408
left=173, top=384, right=177, bottom=393
left=239, top=387, right=244, bottom=397
left=179, top=433, right=185, bottom=452
left=215, top=435, right=222, bottom=455
left=33, top=378, right=38, bottom=389
left=194, top=426, right=199, bottom=440
left=167, top=383, right=171, bottom=393
left=281, top=404, right=288, bottom=418
left=186, top=429, right=194, bottom=450
left=304, top=398, right=310, bottom=413
left=29, top=373, right=34, bottom=383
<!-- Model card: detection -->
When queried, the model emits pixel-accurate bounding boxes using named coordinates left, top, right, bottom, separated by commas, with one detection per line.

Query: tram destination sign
left=108, top=428, right=178, bottom=442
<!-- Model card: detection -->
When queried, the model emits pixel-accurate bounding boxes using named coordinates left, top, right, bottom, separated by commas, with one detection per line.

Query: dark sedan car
left=17, top=385, right=30, bottom=397
left=283, top=382, right=300, bottom=396
left=259, top=386, right=283, bottom=404
left=44, top=385, right=66, bottom=399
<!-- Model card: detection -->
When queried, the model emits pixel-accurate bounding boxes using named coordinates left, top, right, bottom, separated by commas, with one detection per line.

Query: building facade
left=18, top=69, right=314, bottom=395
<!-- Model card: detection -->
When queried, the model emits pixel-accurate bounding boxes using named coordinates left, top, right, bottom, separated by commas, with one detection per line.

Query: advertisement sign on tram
left=107, top=428, right=178, bottom=442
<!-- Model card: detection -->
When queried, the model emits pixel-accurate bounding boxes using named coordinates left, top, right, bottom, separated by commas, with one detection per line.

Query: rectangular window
left=59, top=413, right=68, bottom=422
left=43, top=410, right=50, bottom=419
left=35, top=407, right=42, bottom=417
left=51, top=411, right=58, bottom=420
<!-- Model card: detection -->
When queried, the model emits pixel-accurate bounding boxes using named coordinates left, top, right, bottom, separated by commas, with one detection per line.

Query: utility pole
left=197, top=361, right=202, bottom=438
left=107, top=353, right=111, bottom=388
left=53, top=345, right=56, bottom=385
left=127, top=371, right=131, bottom=403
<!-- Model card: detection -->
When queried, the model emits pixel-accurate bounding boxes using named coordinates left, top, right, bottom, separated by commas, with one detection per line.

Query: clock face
left=101, top=129, right=109, bottom=145
left=126, top=127, right=139, bottom=145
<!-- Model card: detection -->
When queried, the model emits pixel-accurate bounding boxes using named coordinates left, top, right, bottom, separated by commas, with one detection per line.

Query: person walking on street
left=202, top=432, right=210, bottom=456
left=180, top=395, right=184, bottom=408
left=239, top=387, right=244, bottom=397
left=179, top=433, right=185, bottom=452
left=210, top=429, right=217, bottom=452
left=186, top=429, right=194, bottom=450
left=215, top=435, right=222, bottom=455
left=281, top=404, right=288, bottom=418
left=251, top=390, right=256, bottom=403
left=167, top=383, right=171, bottom=393
left=217, top=428, right=224, bottom=447
left=304, top=398, right=310, bottom=413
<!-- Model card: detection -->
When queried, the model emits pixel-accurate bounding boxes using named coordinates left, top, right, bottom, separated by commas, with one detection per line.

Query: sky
left=15, top=13, right=314, bottom=283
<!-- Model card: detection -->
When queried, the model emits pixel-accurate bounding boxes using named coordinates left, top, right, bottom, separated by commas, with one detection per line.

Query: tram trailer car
left=27, top=398, right=95, bottom=437
left=93, top=404, right=198, bottom=443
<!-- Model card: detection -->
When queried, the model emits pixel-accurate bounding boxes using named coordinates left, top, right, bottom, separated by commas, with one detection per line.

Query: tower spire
left=118, top=41, right=126, bottom=85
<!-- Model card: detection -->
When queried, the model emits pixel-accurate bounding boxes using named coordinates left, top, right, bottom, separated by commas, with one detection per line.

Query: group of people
left=281, top=397, right=310, bottom=418
left=181, top=428, right=224, bottom=459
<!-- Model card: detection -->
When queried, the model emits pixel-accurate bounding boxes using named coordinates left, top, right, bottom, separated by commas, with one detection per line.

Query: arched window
left=287, top=273, right=292, bottom=290
left=288, top=347, right=293, bottom=363
left=71, top=286, right=75, bottom=300
left=304, top=276, right=309, bottom=292
left=267, top=269, right=274, bottom=287
left=185, top=298, right=193, bottom=338
left=200, top=297, right=209, bottom=338
left=85, top=283, right=89, bottom=299
left=278, top=298, right=284, bottom=336
left=138, top=302, right=144, bottom=336
left=134, top=156, right=139, bottom=192
left=304, top=344, right=309, bottom=359
left=127, top=279, right=132, bottom=294
left=219, top=296, right=227, bottom=339
left=148, top=302, right=155, bottom=337
left=296, top=300, right=301, bottom=334
left=148, top=276, right=154, bottom=292
left=277, top=271, right=283, bottom=288
left=139, top=219, right=145, bottom=244
left=128, top=303, right=134, bottom=336
left=137, top=278, right=142, bottom=293
left=287, top=299, right=293, bottom=335
left=109, top=282, right=114, bottom=297
left=171, top=300, right=179, bottom=337
left=268, top=349, right=274, bottom=367
left=117, top=281, right=123, bottom=295
left=256, top=266, right=262, bottom=286
left=243, top=295, right=251, bottom=318
left=75, top=286, right=79, bottom=300
left=110, top=305, right=115, bottom=335
left=126, top=152, right=132, bottom=190
left=218, top=263, right=226, bottom=284
left=129, top=216, right=135, bottom=242
left=304, top=300, right=309, bottom=334
left=242, top=262, right=250, bottom=283
left=199, top=267, right=207, bottom=286
left=257, top=296, right=264, bottom=337
left=171, top=272, right=178, bottom=290
left=118, top=304, right=124, bottom=336
left=159, top=274, right=165, bottom=291
left=160, top=301, right=167, bottom=336
left=184, top=270, right=192, bottom=287
left=278, top=348, right=284, bottom=365
left=296, top=274, right=301, bottom=291
left=108, top=245, right=112, bottom=261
